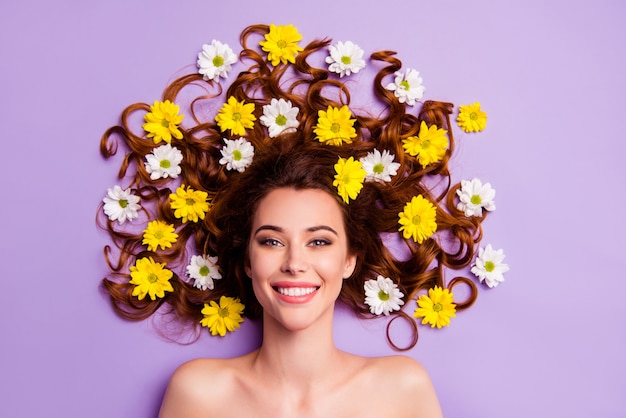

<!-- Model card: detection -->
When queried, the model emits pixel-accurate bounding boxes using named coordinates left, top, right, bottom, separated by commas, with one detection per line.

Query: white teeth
left=277, top=287, right=317, bottom=297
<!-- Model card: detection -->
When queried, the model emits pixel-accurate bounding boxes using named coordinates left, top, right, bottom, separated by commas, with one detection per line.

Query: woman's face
left=245, top=187, right=357, bottom=331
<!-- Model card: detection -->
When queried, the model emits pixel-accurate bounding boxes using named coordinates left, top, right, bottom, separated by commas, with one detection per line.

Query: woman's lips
left=272, top=282, right=320, bottom=303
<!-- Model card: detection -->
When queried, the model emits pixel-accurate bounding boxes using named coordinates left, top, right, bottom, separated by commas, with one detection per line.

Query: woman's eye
left=310, top=239, right=331, bottom=247
left=259, top=238, right=282, bottom=247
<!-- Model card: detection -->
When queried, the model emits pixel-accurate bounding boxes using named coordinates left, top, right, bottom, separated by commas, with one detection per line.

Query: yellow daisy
left=142, top=220, right=178, bottom=251
left=215, top=96, right=256, bottom=136
left=457, top=102, right=487, bottom=133
left=333, top=156, right=366, bottom=204
left=142, top=100, right=184, bottom=144
left=314, top=105, right=357, bottom=146
left=200, top=296, right=245, bottom=337
left=398, top=195, right=437, bottom=243
left=402, top=121, right=448, bottom=167
left=129, top=257, right=174, bottom=301
left=259, top=24, right=304, bottom=66
left=414, top=286, right=456, bottom=328
left=169, top=185, right=210, bottom=223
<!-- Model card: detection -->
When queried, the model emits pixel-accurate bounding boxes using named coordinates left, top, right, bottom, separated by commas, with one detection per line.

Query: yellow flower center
left=148, top=273, right=158, bottom=283
left=400, top=80, right=410, bottom=90
left=275, top=114, right=287, bottom=126
left=378, top=290, right=390, bottom=301
left=470, top=112, right=478, bottom=120
left=233, top=150, right=242, bottom=161
left=277, top=40, right=287, bottom=49
left=160, top=159, right=171, bottom=168
left=433, top=303, right=443, bottom=312
left=218, top=307, right=230, bottom=318
left=186, top=198, right=196, bottom=206
left=331, top=123, right=341, bottom=133
left=412, top=214, right=421, bottom=225
left=485, top=261, right=495, bottom=272
left=199, top=266, right=210, bottom=276
left=212, top=55, right=224, bottom=67
left=161, top=118, right=170, bottom=128
left=232, top=112, right=242, bottom=121
left=341, top=55, right=351, bottom=65
left=154, top=230, right=164, bottom=239
left=373, top=163, right=384, bottom=174
left=343, top=173, right=352, bottom=184
left=119, top=199, right=128, bottom=208
left=421, top=139, right=431, bottom=149
left=470, top=194, right=482, bottom=205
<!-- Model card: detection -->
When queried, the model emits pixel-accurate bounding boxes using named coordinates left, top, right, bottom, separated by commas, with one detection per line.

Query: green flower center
left=331, top=123, right=341, bottom=133
left=232, top=112, right=242, bottom=122
left=275, top=114, right=287, bottom=126
left=148, top=273, right=158, bottom=283
left=470, top=194, right=482, bottom=205
left=400, top=80, right=410, bottom=90
left=378, top=290, right=390, bottom=301
left=154, top=231, right=164, bottom=239
left=412, top=214, right=421, bottom=225
left=199, top=266, right=210, bottom=276
left=233, top=150, right=242, bottom=161
left=212, top=55, right=224, bottom=67
left=485, top=261, right=495, bottom=272
left=470, top=112, right=478, bottom=120
left=161, top=118, right=170, bottom=128
left=160, top=159, right=171, bottom=169
left=373, top=163, right=385, bottom=174
left=433, top=303, right=443, bottom=312
left=119, top=199, right=128, bottom=209
left=277, top=40, right=287, bottom=49
left=186, top=198, right=196, bottom=206
left=218, top=307, right=230, bottom=318
left=421, top=139, right=431, bottom=149
left=341, top=55, right=352, bottom=65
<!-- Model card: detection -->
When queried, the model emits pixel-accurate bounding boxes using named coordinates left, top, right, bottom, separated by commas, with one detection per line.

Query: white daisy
left=456, top=178, right=496, bottom=217
left=471, top=244, right=510, bottom=288
left=385, top=68, right=425, bottom=106
left=219, top=137, right=254, bottom=172
left=197, top=40, right=237, bottom=82
left=186, top=255, right=222, bottom=290
left=325, top=40, right=366, bottom=78
left=364, top=275, right=405, bottom=316
left=102, top=185, right=141, bottom=224
left=144, top=143, right=183, bottom=180
left=360, top=149, right=401, bottom=183
left=259, top=98, right=299, bottom=138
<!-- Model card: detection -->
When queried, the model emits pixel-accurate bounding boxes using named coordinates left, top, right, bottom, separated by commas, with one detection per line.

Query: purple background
left=1, top=0, right=624, bottom=417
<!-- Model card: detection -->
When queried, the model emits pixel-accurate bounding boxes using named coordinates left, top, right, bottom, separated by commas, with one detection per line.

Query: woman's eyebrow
left=307, top=225, right=338, bottom=236
left=253, top=225, right=338, bottom=236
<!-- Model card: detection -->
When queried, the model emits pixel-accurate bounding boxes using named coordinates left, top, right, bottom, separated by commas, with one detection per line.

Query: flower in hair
left=333, top=156, right=366, bottom=204
left=360, top=149, right=400, bottom=183
left=187, top=255, right=222, bottom=291
left=197, top=40, right=237, bottom=82
left=403, top=121, right=448, bottom=167
left=471, top=244, right=509, bottom=288
left=457, top=102, right=487, bottom=133
left=142, top=220, right=178, bottom=252
left=215, top=96, right=256, bottom=136
left=144, top=143, right=183, bottom=180
left=102, top=185, right=141, bottom=224
left=259, top=98, right=299, bottom=138
left=200, top=296, right=245, bottom=337
left=326, top=41, right=366, bottom=78
left=456, top=178, right=496, bottom=217
left=398, top=195, right=437, bottom=244
left=129, top=257, right=174, bottom=301
left=260, top=24, right=304, bottom=66
left=414, top=286, right=456, bottom=328
left=385, top=68, right=425, bottom=106
left=219, top=137, right=254, bottom=172
left=364, top=275, right=405, bottom=316
left=314, top=105, right=357, bottom=146
left=169, top=185, right=210, bottom=223
left=142, top=100, right=184, bottom=144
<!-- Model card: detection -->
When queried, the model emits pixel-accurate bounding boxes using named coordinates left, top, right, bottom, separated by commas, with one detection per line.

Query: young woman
left=99, top=23, right=487, bottom=417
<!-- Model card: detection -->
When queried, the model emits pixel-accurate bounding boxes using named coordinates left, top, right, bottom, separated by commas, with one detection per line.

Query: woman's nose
left=281, top=246, right=308, bottom=274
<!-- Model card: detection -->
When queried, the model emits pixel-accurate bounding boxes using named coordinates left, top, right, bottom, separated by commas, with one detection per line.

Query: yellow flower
left=402, top=121, right=448, bottom=167
left=215, top=96, right=256, bottom=136
left=142, top=100, right=184, bottom=144
left=457, top=102, right=487, bottom=133
left=200, top=296, right=245, bottom=337
left=414, top=286, right=456, bottom=328
left=142, top=220, right=178, bottom=251
left=129, top=257, right=174, bottom=301
left=169, top=185, right=210, bottom=223
left=333, top=156, right=366, bottom=204
left=259, top=24, right=303, bottom=66
left=314, top=105, right=357, bottom=146
left=398, top=195, right=437, bottom=243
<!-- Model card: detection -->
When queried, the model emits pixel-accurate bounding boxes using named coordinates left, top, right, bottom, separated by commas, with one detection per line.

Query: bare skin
left=158, top=189, right=443, bottom=418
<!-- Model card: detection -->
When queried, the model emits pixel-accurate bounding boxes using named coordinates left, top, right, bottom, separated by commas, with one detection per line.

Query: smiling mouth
left=273, top=286, right=319, bottom=297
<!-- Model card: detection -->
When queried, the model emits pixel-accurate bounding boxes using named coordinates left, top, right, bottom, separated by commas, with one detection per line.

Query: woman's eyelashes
left=258, top=237, right=283, bottom=247
left=255, top=237, right=333, bottom=247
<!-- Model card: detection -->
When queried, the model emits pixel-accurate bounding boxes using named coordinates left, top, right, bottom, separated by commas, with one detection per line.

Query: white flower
left=187, top=255, right=222, bottom=290
left=456, top=178, right=496, bottom=217
left=364, top=275, right=405, bottom=316
left=259, top=98, right=299, bottom=138
left=219, top=137, right=254, bottom=172
left=385, top=68, right=425, bottom=106
left=102, top=185, right=141, bottom=224
left=197, top=40, right=237, bottom=82
left=144, top=143, right=183, bottom=180
left=325, top=41, right=366, bottom=78
left=471, top=244, right=510, bottom=288
left=360, top=149, right=401, bottom=183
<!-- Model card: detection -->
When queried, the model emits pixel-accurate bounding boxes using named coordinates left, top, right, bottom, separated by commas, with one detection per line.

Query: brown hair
left=98, top=24, right=486, bottom=349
